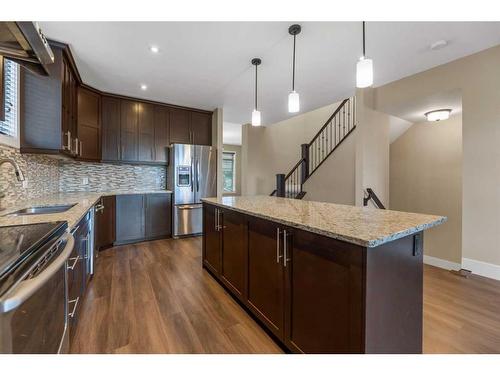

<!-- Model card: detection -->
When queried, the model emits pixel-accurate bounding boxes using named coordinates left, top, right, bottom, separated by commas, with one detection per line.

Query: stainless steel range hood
left=0, top=22, right=54, bottom=75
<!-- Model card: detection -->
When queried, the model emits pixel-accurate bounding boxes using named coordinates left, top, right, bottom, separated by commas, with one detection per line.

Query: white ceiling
left=40, top=22, right=500, bottom=126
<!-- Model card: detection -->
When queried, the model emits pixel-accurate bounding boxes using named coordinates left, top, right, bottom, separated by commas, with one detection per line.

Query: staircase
left=271, top=96, right=356, bottom=199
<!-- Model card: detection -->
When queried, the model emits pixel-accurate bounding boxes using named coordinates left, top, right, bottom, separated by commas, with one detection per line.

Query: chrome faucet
left=0, top=158, right=25, bottom=210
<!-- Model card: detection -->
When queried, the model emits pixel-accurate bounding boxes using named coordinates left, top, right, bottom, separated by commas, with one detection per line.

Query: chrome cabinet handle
left=283, top=230, right=291, bottom=267
left=70, top=225, right=80, bottom=235
left=68, top=296, right=80, bottom=318
left=95, top=203, right=104, bottom=212
left=67, top=255, right=80, bottom=270
left=63, top=131, right=71, bottom=151
left=214, top=208, right=218, bottom=231
left=276, top=228, right=282, bottom=264
left=79, top=140, right=83, bottom=157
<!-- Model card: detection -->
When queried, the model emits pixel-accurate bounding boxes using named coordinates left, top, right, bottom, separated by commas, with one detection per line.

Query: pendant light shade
left=356, top=57, right=373, bottom=88
left=288, top=91, right=300, bottom=113
left=251, top=58, right=262, bottom=126
left=252, top=109, right=261, bottom=126
left=356, top=21, right=373, bottom=88
left=288, top=24, right=301, bottom=113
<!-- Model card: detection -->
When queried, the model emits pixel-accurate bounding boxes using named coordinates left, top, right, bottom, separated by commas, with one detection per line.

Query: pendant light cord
left=292, top=34, right=296, bottom=91
left=362, top=21, right=366, bottom=57
left=255, top=63, right=258, bottom=109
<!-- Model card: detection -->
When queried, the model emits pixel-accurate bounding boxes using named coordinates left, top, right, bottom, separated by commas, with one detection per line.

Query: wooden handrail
left=308, top=98, right=349, bottom=147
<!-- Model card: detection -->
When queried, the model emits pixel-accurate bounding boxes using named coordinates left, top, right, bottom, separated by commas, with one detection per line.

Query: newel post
left=301, top=143, right=309, bottom=183
left=276, top=174, right=286, bottom=197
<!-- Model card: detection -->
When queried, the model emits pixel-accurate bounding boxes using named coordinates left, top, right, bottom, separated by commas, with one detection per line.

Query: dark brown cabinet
left=115, top=193, right=172, bottom=245
left=77, top=87, right=101, bottom=161
left=95, top=195, right=116, bottom=250
left=101, top=96, right=121, bottom=162
left=115, top=194, right=145, bottom=243
left=247, top=216, right=285, bottom=340
left=145, top=193, right=172, bottom=239
left=154, top=105, right=170, bottom=163
left=170, top=108, right=212, bottom=146
left=120, top=100, right=139, bottom=162
left=202, top=202, right=424, bottom=354
left=20, top=44, right=78, bottom=155
left=138, top=102, right=155, bottom=162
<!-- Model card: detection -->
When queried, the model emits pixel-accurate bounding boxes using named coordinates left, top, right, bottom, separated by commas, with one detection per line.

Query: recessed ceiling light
left=150, top=45, right=159, bottom=53
left=430, top=40, right=448, bottom=51
left=425, top=109, right=451, bottom=122
left=140, top=84, right=147, bottom=90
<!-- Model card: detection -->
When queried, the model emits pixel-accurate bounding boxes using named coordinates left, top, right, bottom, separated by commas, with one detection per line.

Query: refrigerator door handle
left=190, top=157, right=194, bottom=192
left=196, top=158, right=200, bottom=192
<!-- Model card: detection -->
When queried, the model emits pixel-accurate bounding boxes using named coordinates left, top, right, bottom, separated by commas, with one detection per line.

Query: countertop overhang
left=202, top=196, right=446, bottom=248
left=0, top=190, right=172, bottom=230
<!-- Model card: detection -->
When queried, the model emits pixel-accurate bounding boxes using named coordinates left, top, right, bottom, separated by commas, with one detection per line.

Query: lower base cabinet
left=115, top=193, right=172, bottom=245
left=202, top=202, right=424, bottom=354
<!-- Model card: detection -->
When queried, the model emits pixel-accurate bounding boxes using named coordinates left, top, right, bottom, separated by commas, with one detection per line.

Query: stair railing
left=363, top=188, right=386, bottom=209
left=272, top=96, right=357, bottom=199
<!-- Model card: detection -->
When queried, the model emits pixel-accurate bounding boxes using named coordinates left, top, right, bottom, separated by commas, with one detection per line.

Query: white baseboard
left=423, top=255, right=461, bottom=271
left=462, top=258, right=500, bottom=281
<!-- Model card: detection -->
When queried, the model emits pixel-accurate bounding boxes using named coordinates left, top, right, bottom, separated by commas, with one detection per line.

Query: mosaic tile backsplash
left=1, top=143, right=166, bottom=209
left=59, top=160, right=166, bottom=192
left=0, top=144, right=60, bottom=208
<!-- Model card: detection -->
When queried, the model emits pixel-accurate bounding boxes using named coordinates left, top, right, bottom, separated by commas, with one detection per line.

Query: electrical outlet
left=22, top=179, right=28, bottom=189
left=82, top=177, right=89, bottom=185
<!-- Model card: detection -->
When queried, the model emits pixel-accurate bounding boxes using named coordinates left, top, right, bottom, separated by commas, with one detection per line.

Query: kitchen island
left=201, top=196, right=446, bottom=354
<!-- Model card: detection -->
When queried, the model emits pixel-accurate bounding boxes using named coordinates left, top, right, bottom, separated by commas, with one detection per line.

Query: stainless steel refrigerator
left=168, top=143, right=217, bottom=237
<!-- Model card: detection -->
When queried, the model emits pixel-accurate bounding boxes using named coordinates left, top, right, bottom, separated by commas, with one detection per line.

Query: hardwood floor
left=71, top=238, right=500, bottom=354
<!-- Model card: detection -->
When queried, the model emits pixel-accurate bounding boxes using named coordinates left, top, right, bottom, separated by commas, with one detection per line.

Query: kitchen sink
left=3, top=204, right=77, bottom=217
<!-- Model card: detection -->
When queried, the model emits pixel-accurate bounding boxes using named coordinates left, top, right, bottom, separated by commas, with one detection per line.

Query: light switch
left=82, top=177, right=89, bottom=185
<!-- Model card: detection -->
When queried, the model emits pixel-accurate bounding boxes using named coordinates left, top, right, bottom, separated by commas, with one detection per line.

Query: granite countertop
left=202, top=196, right=446, bottom=248
left=0, top=190, right=172, bottom=229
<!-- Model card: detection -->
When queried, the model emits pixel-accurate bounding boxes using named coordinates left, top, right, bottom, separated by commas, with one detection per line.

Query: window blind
left=222, top=152, right=236, bottom=192
left=0, top=59, right=19, bottom=138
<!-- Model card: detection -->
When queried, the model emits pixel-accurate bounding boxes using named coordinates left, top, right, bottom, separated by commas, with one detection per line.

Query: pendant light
left=251, top=58, right=262, bottom=126
left=288, top=24, right=301, bottom=113
left=356, top=21, right=373, bottom=88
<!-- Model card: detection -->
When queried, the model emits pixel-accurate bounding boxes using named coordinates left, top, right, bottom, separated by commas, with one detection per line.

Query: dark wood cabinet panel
left=202, top=203, right=221, bottom=274
left=115, top=194, right=145, bottom=243
left=190, top=112, right=212, bottom=146
left=95, top=196, right=116, bottom=250
left=154, top=105, right=170, bottom=163
left=77, top=87, right=101, bottom=161
left=169, top=108, right=191, bottom=144
left=138, top=102, right=155, bottom=162
left=101, top=96, right=121, bottom=161
left=284, top=228, right=364, bottom=353
left=145, top=194, right=172, bottom=239
left=220, top=208, right=247, bottom=300
left=120, top=100, right=139, bottom=162
left=247, top=216, right=285, bottom=340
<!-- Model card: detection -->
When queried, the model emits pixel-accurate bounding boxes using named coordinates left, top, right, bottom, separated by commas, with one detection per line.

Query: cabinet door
left=154, top=105, right=170, bottom=163
left=115, top=194, right=145, bottom=243
left=120, top=100, right=138, bottom=161
left=247, top=216, right=285, bottom=340
left=169, top=108, right=190, bottom=144
left=220, top=208, right=247, bottom=300
left=190, top=111, right=212, bottom=146
left=77, top=87, right=101, bottom=161
left=101, top=96, right=121, bottom=161
left=138, top=102, right=155, bottom=162
left=284, top=228, right=364, bottom=353
left=202, top=203, right=221, bottom=274
left=145, top=193, right=172, bottom=238
left=95, top=196, right=116, bottom=249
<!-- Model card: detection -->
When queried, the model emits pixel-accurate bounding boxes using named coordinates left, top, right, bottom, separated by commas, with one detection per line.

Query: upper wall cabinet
left=77, top=87, right=101, bottom=161
left=21, top=44, right=79, bottom=156
left=101, top=96, right=121, bottom=162
left=170, top=108, right=212, bottom=146
left=154, top=105, right=170, bottom=163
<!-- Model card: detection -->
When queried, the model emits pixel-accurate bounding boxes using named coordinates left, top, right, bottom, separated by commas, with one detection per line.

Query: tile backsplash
left=1, top=143, right=167, bottom=209
left=59, top=160, right=166, bottom=192
left=0, top=144, right=60, bottom=208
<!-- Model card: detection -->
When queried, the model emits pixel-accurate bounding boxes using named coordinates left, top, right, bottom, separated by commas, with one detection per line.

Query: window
left=222, top=151, right=236, bottom=193
left=0, top=59, right=19, bottom=148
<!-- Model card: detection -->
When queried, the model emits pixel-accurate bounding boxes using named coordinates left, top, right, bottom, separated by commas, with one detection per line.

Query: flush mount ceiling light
left=251, top=58, right=262, bottom=126
left=430, top=40, right=448, bottom=51
left=356, top=21, right=374, bottom=88
left=150, top=45, right=159, bottom=53
left=140, top=84, right=147, bottom=90
left=288, top=24, right=301, bottom=113
left=425, top=109, right=452, bottom=122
